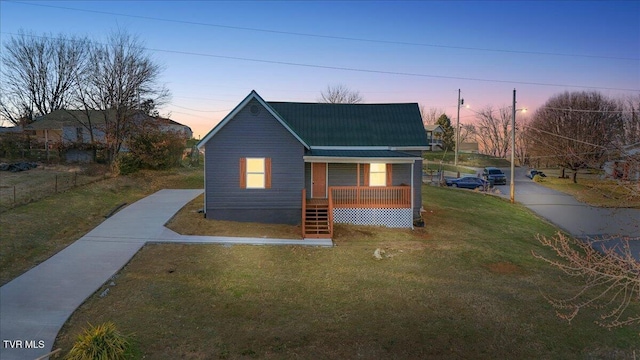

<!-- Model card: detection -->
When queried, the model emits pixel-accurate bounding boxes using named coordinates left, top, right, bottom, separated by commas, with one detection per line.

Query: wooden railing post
left=301, top=189, right=306, bottom=238
left=328, top=188, right=334, bottom=238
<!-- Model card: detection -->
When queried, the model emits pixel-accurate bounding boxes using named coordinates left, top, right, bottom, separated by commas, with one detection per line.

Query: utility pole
left=510, top=89, right=516, bottom=204
left=454, top=89, right=461, bottom=166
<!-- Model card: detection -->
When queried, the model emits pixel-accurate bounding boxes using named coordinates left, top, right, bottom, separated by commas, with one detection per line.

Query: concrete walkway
left=0, top=189, right=331, bottom=360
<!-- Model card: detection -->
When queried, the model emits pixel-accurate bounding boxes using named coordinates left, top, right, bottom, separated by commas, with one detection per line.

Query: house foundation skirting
left=332, top=208, right=412, bottom=228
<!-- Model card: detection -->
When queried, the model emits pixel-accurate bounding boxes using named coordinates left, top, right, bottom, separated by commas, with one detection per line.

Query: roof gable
left=268, top=102, right=428, bottom=148
left=197, top=90, right=309, bottom=149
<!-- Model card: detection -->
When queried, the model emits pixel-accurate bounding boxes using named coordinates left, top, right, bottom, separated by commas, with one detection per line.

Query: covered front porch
left=301, top=150, right=422, bottom=238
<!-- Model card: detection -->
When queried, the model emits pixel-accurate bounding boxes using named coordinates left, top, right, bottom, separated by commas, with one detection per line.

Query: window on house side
left=246, top=158, right=265, bottom=189
left=369, top=163, right=386, bottom=187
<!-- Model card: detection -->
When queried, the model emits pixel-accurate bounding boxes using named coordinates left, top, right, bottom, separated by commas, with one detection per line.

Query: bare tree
left=82, top=30, right=169, bottom=163
left=529, top=93, right=639, bottom=331
left=419, top=106, right=446, bottom=126
left=458, top=123, right=475, bottom=146
left=472, top=106, right=512, bottom=158
left=532, top=232, right=639, bottom=329
left=515, top=114, right=532, bottom=166
left=319, top=84, right=362, bottom=104
left=620, top=94, right=640, bottom=145
left=0, top=30, right=89, bottom=125
left=527, top=91, right=623, bottom=182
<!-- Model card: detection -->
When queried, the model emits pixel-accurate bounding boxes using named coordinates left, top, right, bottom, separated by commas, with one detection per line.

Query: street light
left=510, top=89, right=526, bottom=204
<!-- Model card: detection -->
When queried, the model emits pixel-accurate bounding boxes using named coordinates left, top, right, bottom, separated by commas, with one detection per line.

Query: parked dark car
left=482, top=167, right=507, bottom=185
left=446, top=176, right=489, bottom=190
left=526, top=169, right=547, bottom=179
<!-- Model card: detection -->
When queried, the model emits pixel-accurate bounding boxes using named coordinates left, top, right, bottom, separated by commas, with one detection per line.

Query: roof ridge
left=267, top=101, right=418, bottom=105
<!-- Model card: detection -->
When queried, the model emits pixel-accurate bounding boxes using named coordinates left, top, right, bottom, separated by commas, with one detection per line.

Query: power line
left=538, top=106, right=631, bottom=113
left=8, top=0, right=640, bottom=62
left=139, top=46, right=640, bottom=92
left=523, top=124, right=608, bottom=148
left=3, top=31, right=640, bottom=98
left=169, top=103, right=231, bottom=113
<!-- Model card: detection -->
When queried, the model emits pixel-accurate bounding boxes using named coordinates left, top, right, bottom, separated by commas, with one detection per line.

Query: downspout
left=411, top=160, right=414, bottom=229
left=202, top=147, right=207, bottom=217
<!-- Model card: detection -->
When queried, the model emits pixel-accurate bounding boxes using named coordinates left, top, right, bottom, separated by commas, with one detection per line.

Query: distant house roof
left=26, top=110, right=190, bottom=133
left=199, top=90, right=429, bottom=149
left=26, top=110, right=112, bottom=130
left=424, top=124, right=444, bottom=132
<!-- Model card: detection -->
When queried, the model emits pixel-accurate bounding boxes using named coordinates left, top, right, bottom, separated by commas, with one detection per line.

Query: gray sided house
left=198, top=91, right=429, bottom=238
left=424, top=124, right=444, bottom=151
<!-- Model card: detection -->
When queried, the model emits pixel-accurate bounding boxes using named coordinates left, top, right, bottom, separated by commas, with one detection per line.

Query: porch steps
left=304, top=203, right=331, bottom=238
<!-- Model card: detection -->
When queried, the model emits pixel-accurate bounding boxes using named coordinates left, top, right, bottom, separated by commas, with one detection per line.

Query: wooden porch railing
left=330, top=186, right=411, bottom=208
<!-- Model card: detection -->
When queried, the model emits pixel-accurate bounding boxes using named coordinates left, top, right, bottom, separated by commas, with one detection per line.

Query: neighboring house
left=155, top=116, right=194, bottom=139
left=459, top=142, right=479, bottom=153
left=27, top=110, right=109, bottom=146
left=26, top=109, right=192, bottom=162
left=0, top=126, right=24, bottom=135
left=603, top=143, right=640, bottom=181
left=424, top=124, right=444, bottom=151
left=197, top=90, right=429, bottom=238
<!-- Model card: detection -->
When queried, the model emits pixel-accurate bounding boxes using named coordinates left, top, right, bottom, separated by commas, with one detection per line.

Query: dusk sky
left=1, top=1, right=639, bottom=138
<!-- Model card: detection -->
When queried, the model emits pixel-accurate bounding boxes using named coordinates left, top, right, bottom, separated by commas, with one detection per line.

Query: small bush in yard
left=66, top=322, right=132, bottom=360
left=113, top=154, right=141, bottom=175
left=533, top=174, right=545, bottom=183
left=127, top=128, right=185, bottom=170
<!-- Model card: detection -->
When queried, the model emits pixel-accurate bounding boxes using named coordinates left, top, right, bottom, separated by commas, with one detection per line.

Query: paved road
left=0, top=189, right=331, bottom=360
left=494, top=167, right=639, bottom=258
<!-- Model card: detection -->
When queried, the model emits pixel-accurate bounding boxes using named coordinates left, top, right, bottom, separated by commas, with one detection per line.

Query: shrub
left=127, top=129, right=185, bottom=170
left=113, top=153, right=141, bottom=175
left=66, top=322, right=132, bottom=360
left=533, top=174, right=544, bottom=183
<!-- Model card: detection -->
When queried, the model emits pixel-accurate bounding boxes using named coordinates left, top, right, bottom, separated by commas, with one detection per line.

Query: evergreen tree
left=436, top=114, right=455, bottom=151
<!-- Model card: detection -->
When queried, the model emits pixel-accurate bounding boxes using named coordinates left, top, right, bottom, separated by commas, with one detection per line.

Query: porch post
left=356, top=162, right=360, bottom=204
left=411, top=160, right=414, bottom=229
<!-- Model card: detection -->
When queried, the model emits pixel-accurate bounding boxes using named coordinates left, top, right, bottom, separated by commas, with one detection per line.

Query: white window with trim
left=246, top=158, right=265, bottom=189
left=369, top=163, right=386, bottom=187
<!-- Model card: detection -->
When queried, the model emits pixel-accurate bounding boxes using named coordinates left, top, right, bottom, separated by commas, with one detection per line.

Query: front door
left=312, top=163, right=327, bottom=198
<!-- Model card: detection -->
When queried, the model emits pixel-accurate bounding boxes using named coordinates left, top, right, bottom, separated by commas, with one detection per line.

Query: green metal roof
left=267, top=102, right=428, bottom=147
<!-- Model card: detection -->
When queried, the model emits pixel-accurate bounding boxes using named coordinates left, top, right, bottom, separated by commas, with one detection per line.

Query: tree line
left=0, top=30, right=169, bottom=164
left=422, top=91, right=639, bottom=181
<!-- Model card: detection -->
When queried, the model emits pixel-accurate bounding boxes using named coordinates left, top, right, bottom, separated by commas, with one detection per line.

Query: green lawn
left=0, top=165, right=204, bottom=286
left=53, top=185, right=640, bottom=359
